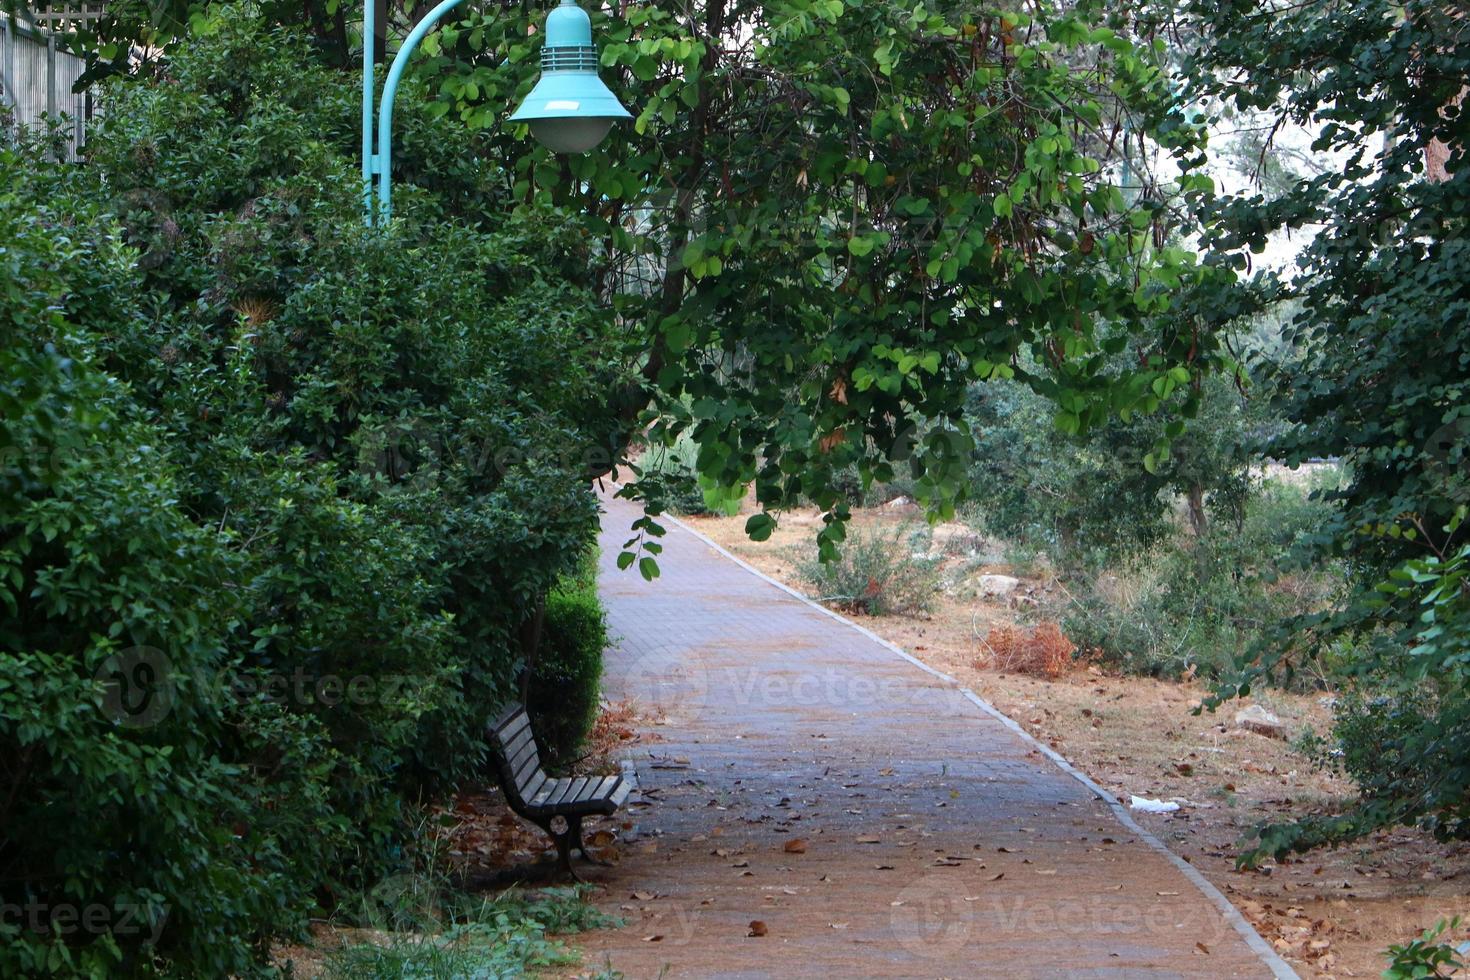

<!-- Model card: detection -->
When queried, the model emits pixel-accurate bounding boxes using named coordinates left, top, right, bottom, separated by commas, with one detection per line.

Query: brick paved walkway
left=574, top=496, right=1293, bottom=978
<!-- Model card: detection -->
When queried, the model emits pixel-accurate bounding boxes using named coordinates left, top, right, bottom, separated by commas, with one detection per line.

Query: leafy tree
left=425, top=0, right=1220, bottom=561
left=967, top=368, right=1262, bottom=560
left=1174, top=0, right=1470, bottom=859
left=23, top=0, right=1226, bottom=559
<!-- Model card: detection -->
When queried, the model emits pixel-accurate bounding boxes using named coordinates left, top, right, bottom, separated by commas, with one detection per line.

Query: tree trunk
left=1186, top=484, right=1209, bottom=537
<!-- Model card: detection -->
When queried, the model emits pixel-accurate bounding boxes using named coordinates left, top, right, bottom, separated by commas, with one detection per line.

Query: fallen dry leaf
left=784, top=839, right=808, bottom=854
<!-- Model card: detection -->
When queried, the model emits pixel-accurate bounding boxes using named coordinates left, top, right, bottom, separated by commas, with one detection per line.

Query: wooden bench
left=488, top=703, right=632, bottom=879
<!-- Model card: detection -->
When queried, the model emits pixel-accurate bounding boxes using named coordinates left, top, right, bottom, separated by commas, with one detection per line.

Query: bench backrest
left=490, top=705, right=547, bottom=808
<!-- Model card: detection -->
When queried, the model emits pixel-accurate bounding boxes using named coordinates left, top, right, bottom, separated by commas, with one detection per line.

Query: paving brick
left=575, top=497, right=1288, bottom=979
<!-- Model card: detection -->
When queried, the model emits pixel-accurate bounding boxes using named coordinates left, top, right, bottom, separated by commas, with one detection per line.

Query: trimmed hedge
left=527, top=562, right=609, bottom=772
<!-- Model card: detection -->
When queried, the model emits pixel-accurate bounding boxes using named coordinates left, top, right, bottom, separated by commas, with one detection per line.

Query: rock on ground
left=976, top=573, right=1021, bottom=597
left=1235, top=705, right=1287, bottom=739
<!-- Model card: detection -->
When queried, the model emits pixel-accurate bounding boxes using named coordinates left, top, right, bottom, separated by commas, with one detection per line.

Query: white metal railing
left=0, top=11, right=95, bottom=158
left=24, top=3, right=108, bottom=32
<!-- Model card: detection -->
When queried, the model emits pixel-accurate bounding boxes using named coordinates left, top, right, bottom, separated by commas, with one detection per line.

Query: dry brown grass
left=576, top=698, right=643, bottom=775
left=979, top=621, right=1076, bottom=678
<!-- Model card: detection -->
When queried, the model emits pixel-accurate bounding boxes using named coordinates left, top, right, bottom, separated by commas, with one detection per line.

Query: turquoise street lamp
left=362, top=0, right=632, bottom=225
left=510, top=0, right=633, bottom=153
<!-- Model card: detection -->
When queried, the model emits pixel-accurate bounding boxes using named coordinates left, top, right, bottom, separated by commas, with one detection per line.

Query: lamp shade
left=509, top=0, right=632, bottom=154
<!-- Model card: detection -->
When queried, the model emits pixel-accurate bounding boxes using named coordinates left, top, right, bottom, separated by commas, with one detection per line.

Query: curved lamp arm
left=373, top=0, right=470, bottom=221
left=372, top=0, right=469, bottom=222
left=361, top=0, right=374, bottom=219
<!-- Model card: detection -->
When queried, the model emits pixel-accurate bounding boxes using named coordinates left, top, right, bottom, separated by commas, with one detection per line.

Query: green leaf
left=746, top=513, right=776, bottom=541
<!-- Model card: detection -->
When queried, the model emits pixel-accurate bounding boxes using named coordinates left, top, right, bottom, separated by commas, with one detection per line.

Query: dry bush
left=980, top=621, right=1077, bottom=678
left=579, top=699, right=642, bottom=774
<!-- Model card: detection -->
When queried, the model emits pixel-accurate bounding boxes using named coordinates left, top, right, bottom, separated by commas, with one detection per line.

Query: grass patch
left=321, top=885, right=618, bottom=979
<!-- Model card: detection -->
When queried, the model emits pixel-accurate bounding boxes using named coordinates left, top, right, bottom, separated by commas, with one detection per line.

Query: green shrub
left=527, top=571, right=609, bottom=772
left=798, top=523, right=941, bottom=616
left=0, top=9, right=619, bottom=973
left=0, top=179, right=298, bottom=977
left=1382, top=917, right=1465, bottom=980
left=1061, top=479, right=1340, bottom=678
left=1252, top=544, right=1470, bottom=863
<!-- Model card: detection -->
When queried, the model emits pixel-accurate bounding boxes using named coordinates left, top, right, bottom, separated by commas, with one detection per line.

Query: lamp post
left=362, top=0, right=632, bottom=225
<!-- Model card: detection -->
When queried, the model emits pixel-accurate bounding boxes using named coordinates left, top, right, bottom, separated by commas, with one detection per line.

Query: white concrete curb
left=633, top=503, right=1298, bottom=979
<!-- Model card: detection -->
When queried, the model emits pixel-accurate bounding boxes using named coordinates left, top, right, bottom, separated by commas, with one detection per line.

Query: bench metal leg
left=571, top=815, right=613, bottom=867
left=554, top=826, right=584, bottom=882
left=534, top=815, right=586, bottom=882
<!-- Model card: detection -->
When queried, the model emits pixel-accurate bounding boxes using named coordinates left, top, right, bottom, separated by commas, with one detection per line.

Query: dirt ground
left=678, top=501, right=1470, bottom=979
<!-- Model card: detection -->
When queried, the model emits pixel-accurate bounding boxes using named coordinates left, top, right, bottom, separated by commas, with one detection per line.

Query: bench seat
left=488, top=702, right=631, bottom=877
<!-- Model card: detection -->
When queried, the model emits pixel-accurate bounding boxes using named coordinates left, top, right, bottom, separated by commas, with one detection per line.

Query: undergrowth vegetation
left=798, top=523, right=942, bottom=616
left=1057, top=476, right=1342, bottom=680
left=321, top=885, right=615, bottom=980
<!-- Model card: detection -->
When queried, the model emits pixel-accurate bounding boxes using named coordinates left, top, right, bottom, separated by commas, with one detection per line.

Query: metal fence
left=0, top=12, right=95, bottom=158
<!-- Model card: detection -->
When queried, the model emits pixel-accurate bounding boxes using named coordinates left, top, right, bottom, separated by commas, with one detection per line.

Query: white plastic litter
left=1129, top=796, right=1181, bottom=813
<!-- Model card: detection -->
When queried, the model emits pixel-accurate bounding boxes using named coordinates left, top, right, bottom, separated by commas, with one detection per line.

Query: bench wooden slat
left=530, top=778, right=563, bottom=808
left=507, top=737, right=539, bottom=778
left=608, top=778, right=633, bottom=809
left=502, top=725, right=535, bottom=762
left=495, top=709, right=533, bottom=743
left=562, top=776, right=595, bottom=806
left=543, top=778, right=576, bottom=808
left=505, top=728, right=536, bottom=762
left=518, top=771, right=549, bottom=807
left=512, top=749, right=542, bottom=789
left=586, top=775, right=619, bottom=801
